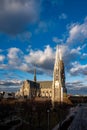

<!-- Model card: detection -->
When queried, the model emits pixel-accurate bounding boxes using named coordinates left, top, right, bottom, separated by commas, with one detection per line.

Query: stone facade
left=39, top=81, right=52, bottom=98
left=15, top=80, right=40, bottom=99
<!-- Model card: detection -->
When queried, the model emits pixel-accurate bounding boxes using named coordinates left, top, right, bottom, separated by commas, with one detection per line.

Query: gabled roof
left=38, top=81, right=52, bottom=88
left=23, top=80, right=40, bottom=89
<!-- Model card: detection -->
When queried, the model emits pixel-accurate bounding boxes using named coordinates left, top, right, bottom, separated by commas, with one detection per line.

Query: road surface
left=68, top=104, right=87, bottom=130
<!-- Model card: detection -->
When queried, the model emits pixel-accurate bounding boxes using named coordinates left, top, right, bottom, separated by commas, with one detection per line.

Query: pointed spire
left=55, top=45, right=59, bottom=61
left=55, top=45, right=62, bottom=63
left=59, top=46, right=62, bottom=60
left=55, top=45, right=60, bottom=66
left=34, top=68, right=36, bottom=82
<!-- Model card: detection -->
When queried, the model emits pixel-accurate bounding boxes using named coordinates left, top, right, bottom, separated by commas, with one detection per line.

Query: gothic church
left=15, top=46, right=67, bottom=103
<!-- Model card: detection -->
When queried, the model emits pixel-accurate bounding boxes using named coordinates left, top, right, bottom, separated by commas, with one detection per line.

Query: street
left=68, top=104, right=87, bottom=130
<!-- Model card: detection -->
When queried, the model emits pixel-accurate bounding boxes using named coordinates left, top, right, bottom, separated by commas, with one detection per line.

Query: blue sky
left=0, top=0, right=87, bottom=95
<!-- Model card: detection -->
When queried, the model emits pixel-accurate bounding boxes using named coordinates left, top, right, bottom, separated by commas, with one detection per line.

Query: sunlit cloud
left=67, top=17, right=87, bottom=44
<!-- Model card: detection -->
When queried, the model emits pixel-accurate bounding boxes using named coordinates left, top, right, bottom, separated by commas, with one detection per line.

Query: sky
left=0, top=0, right=87, bottom=95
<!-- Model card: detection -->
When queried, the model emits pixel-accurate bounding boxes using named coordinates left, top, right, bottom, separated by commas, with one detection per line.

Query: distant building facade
left=15, top=46, right=67, bottom=102
left=0, top=91, right=15, bottom=99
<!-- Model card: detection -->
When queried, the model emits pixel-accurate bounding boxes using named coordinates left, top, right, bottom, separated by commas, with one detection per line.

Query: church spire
left=55, top=45, right=62, bottom=62
left=34, top=68, right=36, bottom=82
left=55, top=45, right=59, bottom=65
left=52, top=45, right=66, bottom=105
left=55, top=45, right=62, bottom=67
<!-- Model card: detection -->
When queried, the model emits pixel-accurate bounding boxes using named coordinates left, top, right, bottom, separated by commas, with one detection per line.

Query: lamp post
left=47, top=109, right=50, bottom=130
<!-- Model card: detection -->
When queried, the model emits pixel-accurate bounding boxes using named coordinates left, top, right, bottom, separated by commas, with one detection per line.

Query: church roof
left=38, top=81, right=52, bottom=88
left=22, top=80, right=52, bottom=89
left=23, top=80, right=40, bottom=89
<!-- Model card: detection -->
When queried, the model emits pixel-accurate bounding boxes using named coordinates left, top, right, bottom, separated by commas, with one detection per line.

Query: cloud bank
left=0, top=0, right=41, bottom=34
left=66, top=80, right=87, bottom=95
left=67, top=18, right=87, bottom=44
left=0, top=15, right=87, bottom=94
left=0, top=80, right=22, bottom=92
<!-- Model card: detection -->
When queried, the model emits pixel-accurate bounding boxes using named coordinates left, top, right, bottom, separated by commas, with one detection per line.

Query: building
left=39, top=81, right=52, bottom=98
left=15, top=80, right=40, bottom=99
left=0, top=91, right=15, bottom=99
left=15, top=46, right=67, bottom=102
left=52, top=46, right=67, bottom=104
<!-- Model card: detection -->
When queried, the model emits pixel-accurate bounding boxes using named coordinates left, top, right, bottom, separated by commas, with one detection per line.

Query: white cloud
left=57, top=44, right=86, bottom=75
left=52, top=37, right=63, bottom=43
left=70, top=46, right=81, bottom=55
left=24, top=45, right=55, bottom=74
left=66, top=80, right=87, bottom=94
left=70, top=62, right=87, bottom=75
left=0, top=80, right=22, bottom=86
left=8, top=48, right=22, bottom=59
left=19, top=63, right=31, bottom=72
left=25, top=45, right=54, bottom=64
left=0, top=79, right=22, bottom=92
left=0, top=55, right=5, bottom=62
left=0, top=46, right=55, bottom=76
left=7, top=47, right=23, bottom=66
left=67, top=18, right=87, bottom=43
left=0, top=43, right=86, bottom=79
left=82, top=53, right=87, bottom=58
left=0, top=64, right=7, bottom=69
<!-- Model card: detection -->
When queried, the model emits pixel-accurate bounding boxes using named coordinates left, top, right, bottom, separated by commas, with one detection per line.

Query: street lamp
left=47, top=109, right=50, bottom=130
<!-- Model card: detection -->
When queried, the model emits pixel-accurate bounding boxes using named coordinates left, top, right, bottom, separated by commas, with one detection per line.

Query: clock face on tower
left=55, top=81, right=59, bottom=88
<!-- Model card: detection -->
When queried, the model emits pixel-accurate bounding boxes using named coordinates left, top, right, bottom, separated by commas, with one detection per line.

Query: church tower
left=52, top=45, right=67, bottom=104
